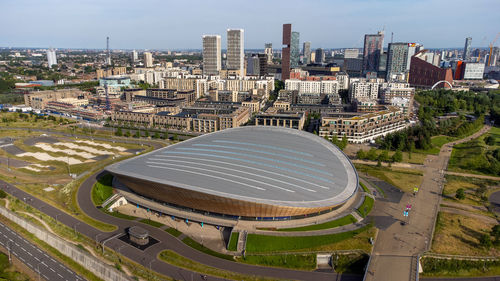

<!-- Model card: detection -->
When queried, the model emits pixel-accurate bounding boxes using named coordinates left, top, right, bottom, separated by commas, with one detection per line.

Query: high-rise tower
left=363, top=31, right=384, bottom=73
left=463, top=37, right=472, bottom=61
left=227, top=29, right=244, bottom=76
left=202, top=35, right=221, bottom=76
left=281, top=23, right=292, bottom=80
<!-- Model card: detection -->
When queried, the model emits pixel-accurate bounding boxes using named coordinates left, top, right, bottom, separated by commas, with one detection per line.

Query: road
left=364, top=124, right=492, bottom=281
left=0, top=221, right=83, bottom=281
left=0, top=127, right=363, bottom=280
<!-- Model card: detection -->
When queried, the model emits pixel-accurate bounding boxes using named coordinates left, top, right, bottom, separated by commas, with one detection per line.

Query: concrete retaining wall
left=0, top=206, right=131, bottom=281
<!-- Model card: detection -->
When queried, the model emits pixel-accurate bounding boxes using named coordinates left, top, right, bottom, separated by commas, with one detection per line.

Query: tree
left=378, top=150, right=390, bottom=162
left=357, top=149, right=366, bottom=160
left=339, top=135, right=348, bottom=150
left=485, top=136, right=495, bottom=146
left=491, top=225, right=500, bottom=244
left=455, top=188, right=466, bottom=200
left=115, top=127, right=123, bottom=137
left=367, top=148, right=378, bottom=161
left=0, top=189, right=6, bottom=198
left=173, top=133, right=178, bottom=141
left=479, top=233, right=492, bottom=249
left=392, top=150, right=403, bottom=162
left=134, top=131, right=141, bottom=138
left=153, top=132, right=160, bottom=139
left=124, top=131, right=131, bottom=137
left=144, top=130, right=150, bottom=138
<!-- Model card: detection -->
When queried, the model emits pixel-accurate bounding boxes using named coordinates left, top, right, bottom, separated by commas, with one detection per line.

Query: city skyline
left=0, top=0, right=498, bottom=50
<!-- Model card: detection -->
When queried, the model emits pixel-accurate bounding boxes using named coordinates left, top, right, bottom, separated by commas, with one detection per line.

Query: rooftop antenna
left=105, top=36, right=110, bottom=110
left=391, top=32, right=394, bottom=44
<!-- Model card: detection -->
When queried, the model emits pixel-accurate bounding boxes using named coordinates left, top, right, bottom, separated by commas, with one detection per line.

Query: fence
left=0, top=205, right=132, bottom=281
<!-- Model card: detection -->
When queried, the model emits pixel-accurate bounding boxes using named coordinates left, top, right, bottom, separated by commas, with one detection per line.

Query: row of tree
left=115, top=127, right=178, bottom=141
left=356, top=148, right=403, bottom=163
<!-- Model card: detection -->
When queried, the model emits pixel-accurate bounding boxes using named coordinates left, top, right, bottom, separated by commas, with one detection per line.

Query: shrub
left=455, top=188, right=466, bottom=200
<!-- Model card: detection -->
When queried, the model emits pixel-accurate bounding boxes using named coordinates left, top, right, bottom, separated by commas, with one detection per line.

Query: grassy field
left=442, top=175, right=498, bottom=209
left=139, top=218, right=165, bottom=228
left=228, top=232, right=239, bottom=251
left=91, top=174, right=113, bottom=206
left=165, top=227, right=182, bottom=237
left=237, top=254, right=316, bottom=270
left=271, top=215, right=357, bottom=232
left=415, top=135, right=457, bottom=155
left=246, top=225, right=373, bottom=254
left=360, top=182, right=370, bottom=193
left=448, top=126, right=500, bottom=176
left=0, top=251, right=30, bottom=281
left=355, top=164, right=423, bottom=193
left=357, top=197, right=374, bottom=218
left=421, top=257, right=500, bottom=278
left=158, top=250, right=281, bottom=281
left=431, top=212, right=499, bottom=256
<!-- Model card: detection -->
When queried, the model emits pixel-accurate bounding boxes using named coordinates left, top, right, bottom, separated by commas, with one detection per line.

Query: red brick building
left=409, top=50, right=453, bottom=88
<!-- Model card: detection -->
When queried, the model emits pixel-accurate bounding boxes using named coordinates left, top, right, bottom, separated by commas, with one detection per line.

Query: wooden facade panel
left=116, top=175, right=337, bottom=218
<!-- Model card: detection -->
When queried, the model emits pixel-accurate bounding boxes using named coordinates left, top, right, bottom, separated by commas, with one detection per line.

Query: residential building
left=24, top=89, right=87, bottom=109
left=285, top=79, right=338, bottom=95
left=463, top=37, right=472, bottom=61
left=336, top=72, right=349, bottom=90
left=264, top=43, right=273, bottom=64
left=144, top=52, right=153, bottom=68
left=132, top=50, right=138, bottom=62
left=255, top=109, right=305, bottom=130
left=227, top=29, right=244, bottom=76
left=247, top=54, right=267, bottom=76
left=363, top=31, right=384, bottom=73
left=349, top=82, right=379, bottom=102
left=46, top=48, right=57, bottom=68
left=202, top=35, right=221, bottom=76
left=386, top=42, right=417, bottom=81
left=344, top=49, right=359, bottom=59
left=319, top=106, right=407, bottom=143
left=282, top=24, right=292, bottom=80
left=303, top=41, right=311, bottom=64
left=291, top=32, right=300, bottom=68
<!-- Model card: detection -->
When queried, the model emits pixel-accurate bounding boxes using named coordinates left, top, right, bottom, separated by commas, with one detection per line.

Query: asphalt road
left=0, top=221, right=83, bottom=281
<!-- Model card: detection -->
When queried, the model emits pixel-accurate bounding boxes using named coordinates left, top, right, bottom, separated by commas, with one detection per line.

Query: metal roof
left=106, top=126, right=358, bottom=208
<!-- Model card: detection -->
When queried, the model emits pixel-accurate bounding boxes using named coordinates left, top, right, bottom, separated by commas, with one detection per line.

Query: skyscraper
left=282, top=23, right=292, bottom=80
left=144, top=52, right=153, bottom=68
left=202, top=35, right=221, bottom=76
left=291, top=31, right=300, bottom=68
left=463, top=37, right=472, bottom=61
left=315, top=48, right=325, bottom=63
left=132, top=50, right=138, bottom=62
left=227, top=29, right=244, bottom=76
left=264, top=43, right=273, bottom=64
left=46, top=48, right=57, bottom=68
left=303, top=42, right=311, bottom=64
left=363, top=31, right=384, bottom=73
left=386, top=42, right=416, bottom=81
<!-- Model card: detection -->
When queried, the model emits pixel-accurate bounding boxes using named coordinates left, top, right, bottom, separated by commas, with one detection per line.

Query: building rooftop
left=107, top=126, right=358, bottom=208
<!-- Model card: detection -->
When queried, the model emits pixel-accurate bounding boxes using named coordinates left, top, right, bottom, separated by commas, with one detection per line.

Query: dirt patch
left=0, top=144, right=25, bottom=155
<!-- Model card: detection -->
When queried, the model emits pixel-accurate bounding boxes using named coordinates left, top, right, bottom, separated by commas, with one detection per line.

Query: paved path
left=440, top=207, right=498, bottom=224
left=0, top=221, right=83, bottom=281
left=364, top=124, right=492, bottom=281
left=445, top=171, right=500, bottom=181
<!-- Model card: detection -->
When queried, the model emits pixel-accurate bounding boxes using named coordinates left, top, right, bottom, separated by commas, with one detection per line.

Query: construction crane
left=488, top=32, right=500, bottom=66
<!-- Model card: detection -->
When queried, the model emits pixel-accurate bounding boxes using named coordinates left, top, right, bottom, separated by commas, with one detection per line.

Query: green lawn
left=360, top=182, right=370, bottom=194
left=245, top=225, right=371, bottom=253
left=275, top=214, right=356, bottom=232
left=181, top=237, right=234, bottom=261
left=357, top=196, right=374, bottom=218
left=416, top=135, right=457, bottom=155
left=421, top=257, right=500, bottom=278
left=165, top=227, right=182, bottom=237
left=139, top=218, right=164, bottom=228
left=228, top=232, right=239, bottom=251
left=91, top=174, right=113, bottom=206
left=237, top=254, right=316, bottom=270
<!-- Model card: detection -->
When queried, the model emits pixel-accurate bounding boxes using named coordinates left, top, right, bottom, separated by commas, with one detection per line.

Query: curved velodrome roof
left=106, top=126, right=358, bottom=208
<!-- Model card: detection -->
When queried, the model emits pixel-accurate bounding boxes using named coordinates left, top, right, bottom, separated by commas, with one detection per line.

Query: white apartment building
left=144, top=52, right=153, bottom=68
left=349, top=82, right=379, bottom=101
left=285, top=80, right=339, bottom=94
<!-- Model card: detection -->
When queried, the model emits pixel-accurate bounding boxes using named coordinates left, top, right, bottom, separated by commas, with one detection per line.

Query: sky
left=1, top=0, right=499, bottom=50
